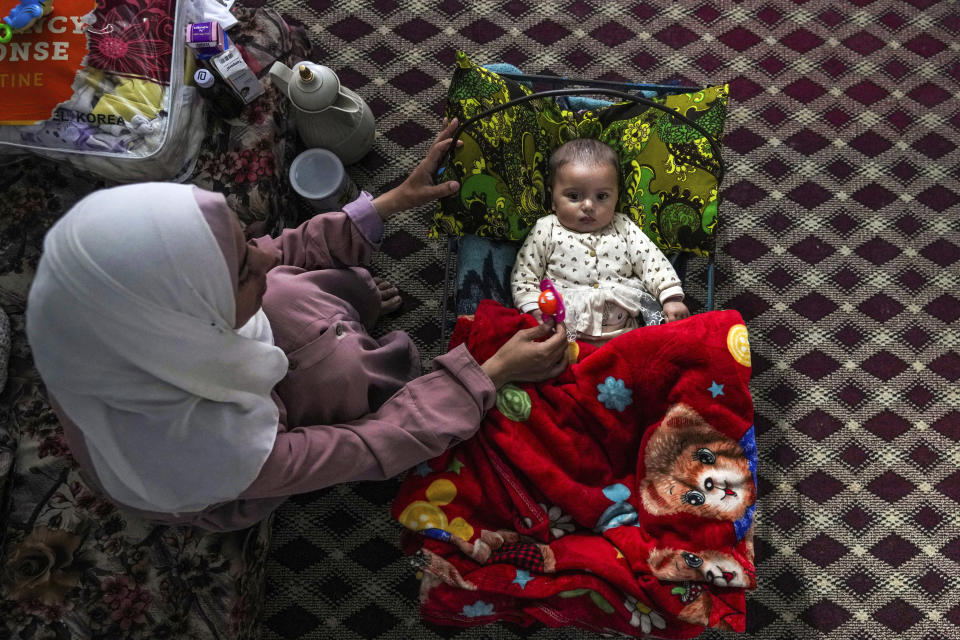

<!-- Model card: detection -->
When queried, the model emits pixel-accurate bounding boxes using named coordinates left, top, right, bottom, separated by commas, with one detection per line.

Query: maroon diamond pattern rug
left=250, top=1, right=960, bottom=638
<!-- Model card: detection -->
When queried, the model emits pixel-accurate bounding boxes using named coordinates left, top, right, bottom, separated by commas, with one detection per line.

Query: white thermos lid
left=194, top=69, right=215, bottom=89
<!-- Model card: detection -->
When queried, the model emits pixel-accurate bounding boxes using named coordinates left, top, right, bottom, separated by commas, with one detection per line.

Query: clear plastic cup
left=289, top=148, right=359, bottom=211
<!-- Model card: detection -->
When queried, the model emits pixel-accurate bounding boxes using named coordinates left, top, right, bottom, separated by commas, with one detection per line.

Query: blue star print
left=597, top=377, right=632, bottom=411
left=462, top=600, right=494, bottom=617
left=414, top=462, right=432, bottom=477
left=595, top=484, right=639, bottom=532
left=602, top=484, right=631, bottom=503
left=708, top=381, right=725, bottom=398
left=513, top=569, right=533, bottom=589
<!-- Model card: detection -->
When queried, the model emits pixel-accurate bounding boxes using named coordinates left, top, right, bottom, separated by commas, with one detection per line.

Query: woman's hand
left=663, top=300, right=690, bottom=322
left=372, top=118, right=462, bottom=219
left=481, top=321, right=570, bottom=389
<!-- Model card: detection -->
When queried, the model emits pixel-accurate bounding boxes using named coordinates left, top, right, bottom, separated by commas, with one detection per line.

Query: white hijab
left=26, top=183, right=289, bottom=513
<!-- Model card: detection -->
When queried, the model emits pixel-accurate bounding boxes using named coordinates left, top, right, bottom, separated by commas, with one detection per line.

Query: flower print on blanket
left=392, top=301, right=756, bottom=637
left=86, top=0, right=175, bottom=83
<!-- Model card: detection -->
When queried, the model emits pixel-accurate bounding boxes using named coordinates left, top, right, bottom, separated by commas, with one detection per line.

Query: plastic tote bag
left=0, top=0, right=206, bottom=181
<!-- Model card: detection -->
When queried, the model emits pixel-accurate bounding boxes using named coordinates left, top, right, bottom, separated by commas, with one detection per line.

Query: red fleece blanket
left=392, top=301, right=757, bottom=637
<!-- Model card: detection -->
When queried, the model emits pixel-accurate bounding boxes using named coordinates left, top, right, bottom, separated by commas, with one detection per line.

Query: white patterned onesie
left=510, top=213, right=684, bottom=341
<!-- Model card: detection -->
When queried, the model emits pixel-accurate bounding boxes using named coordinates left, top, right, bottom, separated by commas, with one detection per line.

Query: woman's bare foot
left=374, top=277, right=402, bottom=315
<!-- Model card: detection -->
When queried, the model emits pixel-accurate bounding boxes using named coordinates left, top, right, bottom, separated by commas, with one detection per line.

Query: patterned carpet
left=249, top=1, right=960, bottom=638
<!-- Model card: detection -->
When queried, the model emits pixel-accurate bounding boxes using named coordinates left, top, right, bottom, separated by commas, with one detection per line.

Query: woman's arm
left=240, top=321, right=569, bottom=498
left=239, top=344, right=493, bottom=497
left=370, top=118, right=462, bottom=219
left=252, top=198, right=382, bottom=270
left=252, top=120, right=462, bottom=271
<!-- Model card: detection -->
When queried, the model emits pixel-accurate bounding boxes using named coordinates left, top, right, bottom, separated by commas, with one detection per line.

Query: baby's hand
left=529, top=309, right=544, bottom=323
left=663, top=300, right=690, bottom=322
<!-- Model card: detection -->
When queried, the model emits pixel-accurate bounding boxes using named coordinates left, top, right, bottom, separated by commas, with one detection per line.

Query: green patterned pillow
left=432, top=52, right=727, bottom=257
left=585, top=85, right=728, bottom=256
left=431, top=52, right=576, bottom=240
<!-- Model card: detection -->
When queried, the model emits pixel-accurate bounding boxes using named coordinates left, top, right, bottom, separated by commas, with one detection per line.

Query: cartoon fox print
left=646, top=547, right=755, bottom=589
left=639, top=404, right=755, bottom=521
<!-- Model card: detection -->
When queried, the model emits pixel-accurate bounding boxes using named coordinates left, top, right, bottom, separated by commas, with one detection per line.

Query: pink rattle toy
left=537, top=278, right=565, bottom=324
left=537, top=278, right=580, bottom=363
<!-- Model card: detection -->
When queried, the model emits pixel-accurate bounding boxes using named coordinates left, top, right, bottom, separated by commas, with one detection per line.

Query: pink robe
left=55, top=193, right=495, bottom=530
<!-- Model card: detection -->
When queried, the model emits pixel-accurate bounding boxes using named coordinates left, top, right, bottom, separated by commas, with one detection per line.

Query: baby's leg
left=600, top=301, right=631, bottom=332
left=571, top=302, right=639, bottom=346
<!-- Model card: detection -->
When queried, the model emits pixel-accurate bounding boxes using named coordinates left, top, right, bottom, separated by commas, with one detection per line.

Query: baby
left=510, top=138, right=689, bottom=343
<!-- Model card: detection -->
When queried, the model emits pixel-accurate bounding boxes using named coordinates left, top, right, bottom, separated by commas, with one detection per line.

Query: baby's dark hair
left=548, top=138, right=619, bottom=187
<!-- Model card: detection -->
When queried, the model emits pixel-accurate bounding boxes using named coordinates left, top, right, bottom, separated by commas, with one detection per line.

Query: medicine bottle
left=193, top=68, right=244, bottom=120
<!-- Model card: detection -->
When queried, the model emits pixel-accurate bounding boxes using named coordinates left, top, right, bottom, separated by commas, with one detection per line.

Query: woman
left=26, top=120, right=569, bottom=531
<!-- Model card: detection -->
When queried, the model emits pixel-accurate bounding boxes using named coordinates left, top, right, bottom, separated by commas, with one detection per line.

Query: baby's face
left=551, top=161, right=618, bottom=233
